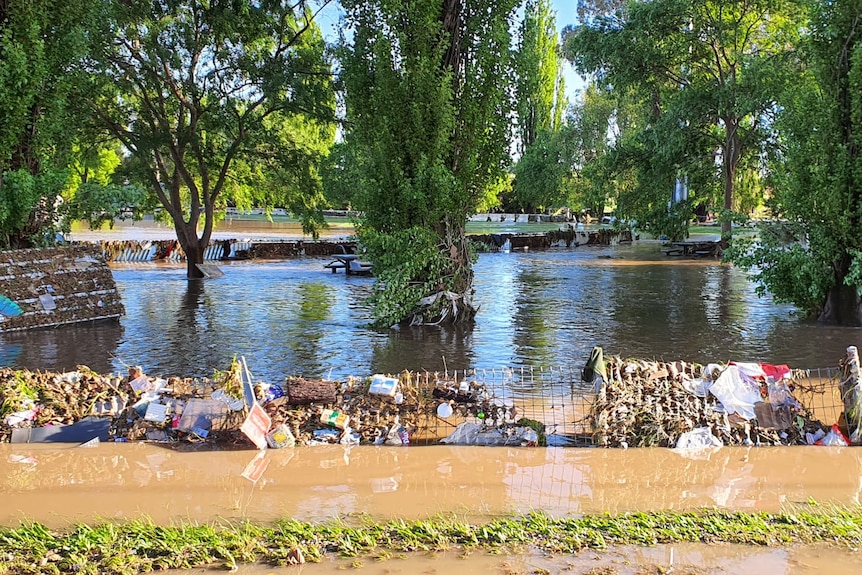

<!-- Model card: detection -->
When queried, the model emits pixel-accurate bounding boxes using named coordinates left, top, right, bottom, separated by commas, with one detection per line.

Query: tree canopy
left=339, top=0, right=518, bottom=327
left=0, top=0, right=102, bottom=248
left=86, top=0, right=336, bottom=278
left=726, top=0, right=862, bottom=325
left=563, top=0, right=801, bottom=238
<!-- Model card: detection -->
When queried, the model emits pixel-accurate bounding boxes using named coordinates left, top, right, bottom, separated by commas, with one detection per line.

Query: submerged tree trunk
left=819, top=257, right=862, bottom=326
left=174, top=218, right=206, bottom=280
left=406, top=225, right=476, bottom=326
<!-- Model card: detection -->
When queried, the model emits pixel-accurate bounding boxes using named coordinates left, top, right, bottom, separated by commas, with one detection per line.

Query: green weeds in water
left=0, top=506, right=860, bottom=574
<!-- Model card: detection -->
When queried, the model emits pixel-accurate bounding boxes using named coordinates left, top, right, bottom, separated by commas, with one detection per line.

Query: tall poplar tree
left=515, top=0, right=565, bottom=154
left=339, top=0, right=518, bottom=327
left=512, top=0, right=569, bottom=214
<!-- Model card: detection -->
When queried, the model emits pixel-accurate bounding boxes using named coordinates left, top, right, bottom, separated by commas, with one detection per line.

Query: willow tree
left=339, top=0, right=517, bottom=327
left=727, top=0, right=862, bottom=325
left=87, top=0, right=335, bottom=279
left=564, top=0, right=801, bottom=238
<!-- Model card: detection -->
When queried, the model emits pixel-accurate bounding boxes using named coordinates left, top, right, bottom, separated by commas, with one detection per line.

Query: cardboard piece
left=240, top=402, right=271, bottom=450
left=11, top=417, right=110, bottom=444
left=196, top=264, right=224, bottom=278
left=754, top=402, right=792, bottom=430
left=266, top=423, right=296, bottom=448
left=130, top=375, right=152, bottom=394
left=144, top=402, right=168, bottom=423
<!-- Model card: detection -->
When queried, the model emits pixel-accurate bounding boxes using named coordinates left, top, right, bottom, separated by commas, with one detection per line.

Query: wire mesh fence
left=398, top=364, right=848, bottom=447
left=790, top=367, right=846, bottom=428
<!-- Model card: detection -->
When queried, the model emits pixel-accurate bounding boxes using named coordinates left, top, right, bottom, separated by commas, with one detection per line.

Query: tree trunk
left=721, top=117, right=741, bottom=239
left=174, top=218, right=206, bottom=280
left=407, top=218, right=477, bottom=326
left=10, top=103, right=42, bottom=176
left=819, top=258, right=862, bottom=326
left=440, top=0, right=462, bottom=76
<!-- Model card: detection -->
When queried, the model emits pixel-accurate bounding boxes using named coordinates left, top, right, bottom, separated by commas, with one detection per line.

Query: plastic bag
left=440, top=422, right=538, bottom=446
left=817, top=424, right=850, bottom=447
left=675, top=427, right=723, bottom=449
left=708, top=365, right=761, bottom=420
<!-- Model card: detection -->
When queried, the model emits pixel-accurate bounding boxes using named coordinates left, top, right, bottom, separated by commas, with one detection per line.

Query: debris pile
left=0, top=361, right=540, bottom=447
left=0, top=245, right=124, bottom=332
left=3, top=347, right=856, bottom=450
left=588, top=348, right=856, bottom=448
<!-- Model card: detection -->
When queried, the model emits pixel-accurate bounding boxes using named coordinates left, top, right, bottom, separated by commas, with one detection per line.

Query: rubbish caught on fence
left=587, top=346, right=856, bottom=448
left=0, top=348, right=858, bottom=449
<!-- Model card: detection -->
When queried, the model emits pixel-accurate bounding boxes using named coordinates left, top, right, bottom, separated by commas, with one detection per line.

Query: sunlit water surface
left=3, top=234, right=862, bottom=574
left=1, top=241, right=856, bottom=380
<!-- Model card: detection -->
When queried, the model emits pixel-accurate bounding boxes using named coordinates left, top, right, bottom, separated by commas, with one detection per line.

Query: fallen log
left=285, top=377, right=337, bottom=405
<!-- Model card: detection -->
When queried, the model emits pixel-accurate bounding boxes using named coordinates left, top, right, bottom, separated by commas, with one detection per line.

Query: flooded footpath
left=3, top=443, right=862, bottom=573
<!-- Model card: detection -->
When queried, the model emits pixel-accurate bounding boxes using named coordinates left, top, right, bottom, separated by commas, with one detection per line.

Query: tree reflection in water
left=1, top=245, right=854, bottom=381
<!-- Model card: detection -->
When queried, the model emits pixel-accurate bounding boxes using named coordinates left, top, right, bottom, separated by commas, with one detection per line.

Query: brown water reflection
left=209, top=542, right=862, bottom=575
left=3, top=444, right=861, bottom=528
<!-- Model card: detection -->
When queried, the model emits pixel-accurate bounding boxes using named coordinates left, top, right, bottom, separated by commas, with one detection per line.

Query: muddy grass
left=1, top=506, right=861, bottom=574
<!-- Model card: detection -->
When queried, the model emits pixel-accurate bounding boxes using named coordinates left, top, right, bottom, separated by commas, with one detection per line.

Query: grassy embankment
left=1, top=506, right=860, bottom=573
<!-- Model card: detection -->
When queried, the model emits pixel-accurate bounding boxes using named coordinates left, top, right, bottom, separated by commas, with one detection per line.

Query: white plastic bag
left=709, top=366, right=761, bottom=420
left=675, top=427, right=723, bottom=449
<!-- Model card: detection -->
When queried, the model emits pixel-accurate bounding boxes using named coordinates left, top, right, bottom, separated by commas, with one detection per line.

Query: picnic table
left=663, top=240, right=720, bottom=257
left=324, top=253, right=373, bottom=275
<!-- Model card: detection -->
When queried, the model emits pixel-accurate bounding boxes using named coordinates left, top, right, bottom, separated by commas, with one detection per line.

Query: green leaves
left=1, top=508, right=862, bottom=573
left=724, top=0, right=862, bottom=322
left=0, top=169, right=68, bottom=249
left=87, top=0, right=335, bottom=268
left=563, top=0, right=800, bottom=237
left=340, top=1, right=517, bottom=325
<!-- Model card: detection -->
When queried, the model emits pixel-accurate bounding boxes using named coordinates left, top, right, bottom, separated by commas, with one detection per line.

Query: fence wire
left=401, top=365, right=846, bottom=447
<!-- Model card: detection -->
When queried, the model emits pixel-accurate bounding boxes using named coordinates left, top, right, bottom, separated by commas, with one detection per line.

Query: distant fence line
left=88, top=229, right=634, bottom=263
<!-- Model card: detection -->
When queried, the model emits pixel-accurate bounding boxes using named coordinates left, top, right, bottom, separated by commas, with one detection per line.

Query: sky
left=550, top=0, right=587, bottom=101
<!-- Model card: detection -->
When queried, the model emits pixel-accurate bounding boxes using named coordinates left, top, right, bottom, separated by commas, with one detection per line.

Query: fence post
left=842, top=345, right=861, bottom=445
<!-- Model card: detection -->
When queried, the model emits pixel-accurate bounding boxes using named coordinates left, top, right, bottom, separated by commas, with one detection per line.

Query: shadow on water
left=0, top=320, right=123, bottom=374
left=1, top=242, right=858, bottom=380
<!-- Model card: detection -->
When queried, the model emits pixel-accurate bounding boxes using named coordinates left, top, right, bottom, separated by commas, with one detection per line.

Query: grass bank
left=2, top=506, right=860, bottom=574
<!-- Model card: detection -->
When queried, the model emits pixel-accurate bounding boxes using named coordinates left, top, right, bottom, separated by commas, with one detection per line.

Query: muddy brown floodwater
left=5, top=221, right=862, bottom=572
left=3, top=443, right=862, bottom=573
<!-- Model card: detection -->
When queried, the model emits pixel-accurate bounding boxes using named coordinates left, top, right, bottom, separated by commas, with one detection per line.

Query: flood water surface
left=4, top=236, right=862, bottom=573
left=217, top=543, right=862, bottom=575
left=3, top=444, right=861, bottom=528
left=1, top=241, right=857, bottom=381
left=4, top=443, right=862, bottom=574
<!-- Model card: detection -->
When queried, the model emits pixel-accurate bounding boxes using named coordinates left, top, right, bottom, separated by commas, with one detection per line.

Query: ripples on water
left=1, top=242, right=857, bottom=381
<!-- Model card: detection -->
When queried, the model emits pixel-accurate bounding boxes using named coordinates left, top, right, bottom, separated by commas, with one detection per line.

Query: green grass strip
left=1, top=506, right=860, bottom=574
